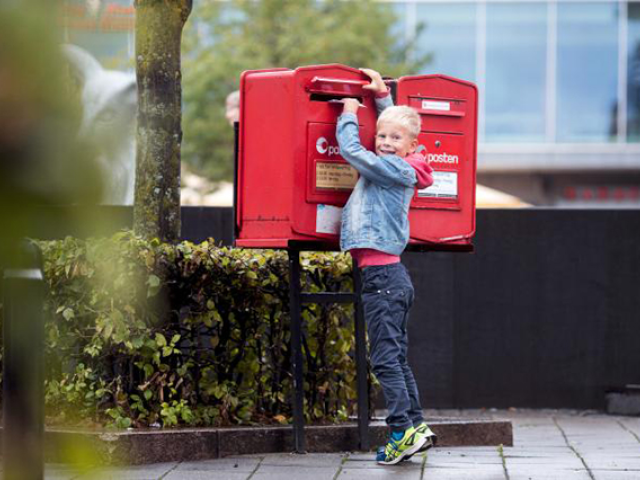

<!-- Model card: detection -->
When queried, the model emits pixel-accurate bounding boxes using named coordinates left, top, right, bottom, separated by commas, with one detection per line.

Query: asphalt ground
left=19, top=409, right=640, bottom=480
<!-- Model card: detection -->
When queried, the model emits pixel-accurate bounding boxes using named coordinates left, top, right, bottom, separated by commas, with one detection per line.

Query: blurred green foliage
left=29, top=232, right=368, bottom=428
left=182, top=0, right=430, bottom=182
left=0, top=2, right=103, bottom=265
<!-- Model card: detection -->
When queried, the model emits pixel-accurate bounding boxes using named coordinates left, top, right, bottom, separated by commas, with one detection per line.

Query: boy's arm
left=360, top=68, right=394, bottom=115
left=337, top=111, right=416, bottom=188
left=375, top=93, right=393, bottom=116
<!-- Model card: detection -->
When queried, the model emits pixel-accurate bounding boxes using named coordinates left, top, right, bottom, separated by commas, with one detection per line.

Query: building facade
left=62, top=0, right=134, bottom=71
left=64, top=0, right=640, bottom=206
left=391, top=0, right=640, bottom=206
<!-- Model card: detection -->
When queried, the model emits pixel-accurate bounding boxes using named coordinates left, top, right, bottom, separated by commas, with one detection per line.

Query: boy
left=336, top=69, right=437, bottom=465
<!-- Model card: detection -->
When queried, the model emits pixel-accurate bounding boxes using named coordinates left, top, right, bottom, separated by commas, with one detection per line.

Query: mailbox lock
left=435, top=140, right=441, bottom=148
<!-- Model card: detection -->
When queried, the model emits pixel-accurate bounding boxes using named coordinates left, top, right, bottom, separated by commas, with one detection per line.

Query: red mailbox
left=235, top=64, right=477, bottom=250
left=398, top=75, right=478, bottom=246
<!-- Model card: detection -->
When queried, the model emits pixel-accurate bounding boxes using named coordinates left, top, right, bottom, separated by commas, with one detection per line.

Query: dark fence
left=29, top=206, right=640, bottom=410
left=405, top=209, right=640, bottom=410
left=29, top=206, right=235, bottom=246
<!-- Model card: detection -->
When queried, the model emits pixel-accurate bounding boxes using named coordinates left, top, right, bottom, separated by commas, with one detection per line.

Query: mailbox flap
left=307, top=76, right=369, bottom=97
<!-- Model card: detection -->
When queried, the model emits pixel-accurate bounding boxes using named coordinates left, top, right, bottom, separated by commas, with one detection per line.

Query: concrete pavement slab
left=426, top=460, right=502, bottom=468
left=578, top=447, right=640, bottom=456
left=433, top=447, right=500, bottom=455
left=504, top=456, right=584, bottom=468
left=580, top=456, right=640, bottom=470
left=71, top=462, right=178, bottom=480
left=251, top=465, right=339, bottom=480
left=507, top=468, right=592, bottom=480
left=164, top=472, right=250, bottom=480
left=427, top=455, right=502, bottom=468
left=338, top=466, right=423, bottom=479
left=513, top=433, right=566, bottom=446
left=591, top=471, right=640, bottom=480
left=503, top=446, right=575, bottom=456
left=618, top=417, right=640, bottom=439
left=29, top=410, right=640, bottom=480
left=259, top=452, right=346, bottom=467
left=173, top=457, right=261, bottom=473
left=342, top=457, right=424, bottom=470
left=344, top=452, right=378, bottom=461
left=418, top=466, right=506, bottom=480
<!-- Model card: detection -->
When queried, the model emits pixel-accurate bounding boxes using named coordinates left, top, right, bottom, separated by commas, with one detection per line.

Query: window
left=628, top=2, right=640, bottom=141
left=63, top=0, right=134, bottom=70
left=389, top=1, right=408, bottom=42
left=556, top=3, right=619, bottom=142
left=414, top=3, right=477, bottom=82
left=485, top=3, right=548, bottom=142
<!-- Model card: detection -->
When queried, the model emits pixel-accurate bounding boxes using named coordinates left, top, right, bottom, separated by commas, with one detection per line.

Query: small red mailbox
left=398, top=75, right=478, bottom=246
left=235, top=64, right=477, bottom=250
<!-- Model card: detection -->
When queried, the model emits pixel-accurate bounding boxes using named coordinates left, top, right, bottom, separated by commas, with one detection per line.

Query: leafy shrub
left=30, top=232, right=364, bottom=428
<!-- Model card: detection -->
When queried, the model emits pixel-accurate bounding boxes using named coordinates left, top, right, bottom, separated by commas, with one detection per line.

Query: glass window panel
left=627, top=2, right=640, bottom=141
left=415, top=3, right=476, bottom=82
left=485, top=3, right=547, bottom=143
left=389, top=2, right=408, bottom=41
left=557, top=3, right=619, bottom=142
left=63, top=0, right=134, bottom=71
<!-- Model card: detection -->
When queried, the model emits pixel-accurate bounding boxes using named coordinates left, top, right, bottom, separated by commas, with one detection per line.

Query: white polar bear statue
left=63, top=44, right=137, bottom=205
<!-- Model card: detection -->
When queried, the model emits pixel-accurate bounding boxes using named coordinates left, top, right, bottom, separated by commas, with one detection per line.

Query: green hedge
left=20, top=232, right=367, bottom=428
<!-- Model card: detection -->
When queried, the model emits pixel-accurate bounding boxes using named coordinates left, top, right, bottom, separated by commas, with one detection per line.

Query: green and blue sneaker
left=415, top=422, right=437, bottom=452
left=402, top=422, right=437, bottom=461
left=375, top=425, right=427, bottom=465
left=381, top=423, right=437, bottom=462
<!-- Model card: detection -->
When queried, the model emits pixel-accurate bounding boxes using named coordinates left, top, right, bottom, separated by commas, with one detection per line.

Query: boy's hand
left=342, top=98, right=361, bottom=115
left=360, top=68, right=388, bottom=95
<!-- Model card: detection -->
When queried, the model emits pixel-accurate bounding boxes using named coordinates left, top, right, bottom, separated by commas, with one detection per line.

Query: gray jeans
left=361, top=263, right=424, bottom=432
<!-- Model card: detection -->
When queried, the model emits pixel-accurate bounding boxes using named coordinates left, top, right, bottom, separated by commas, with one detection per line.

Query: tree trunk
left=133, top=0, right=192, bottom=242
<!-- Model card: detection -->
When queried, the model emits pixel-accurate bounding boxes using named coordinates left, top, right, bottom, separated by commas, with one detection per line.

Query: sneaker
left=400, top=422, right=437, bottom=461
left=415, top=422, right=437, bottom=452
left=376, top=426, right=427, bottom=465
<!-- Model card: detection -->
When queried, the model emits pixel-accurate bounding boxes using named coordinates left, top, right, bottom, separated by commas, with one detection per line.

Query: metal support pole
left=288, top=248, right=306, bottom=453
left=286, top=242, right=372, bottom=452
left=353, top=265, right=370, bottom=450
left=3, top=244, right=45, bottom=480
left=232, top=121, right=239, bottom=243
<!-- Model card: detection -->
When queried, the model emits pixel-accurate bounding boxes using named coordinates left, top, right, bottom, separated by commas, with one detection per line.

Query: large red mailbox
left=235, top=64, right=477, bottom=250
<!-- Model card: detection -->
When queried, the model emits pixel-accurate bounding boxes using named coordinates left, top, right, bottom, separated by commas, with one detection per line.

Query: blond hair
left=377, top=106, right=421, bottom=138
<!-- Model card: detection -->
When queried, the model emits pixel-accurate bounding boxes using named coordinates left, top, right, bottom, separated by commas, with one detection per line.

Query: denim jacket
left=337, top=95, right=417, bottom=255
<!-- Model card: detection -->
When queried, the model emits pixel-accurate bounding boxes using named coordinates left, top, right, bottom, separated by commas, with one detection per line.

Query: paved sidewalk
left=39, top=410, right=640, bottom=479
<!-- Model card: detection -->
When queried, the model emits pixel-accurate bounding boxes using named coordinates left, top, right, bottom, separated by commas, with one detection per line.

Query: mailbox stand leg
left=353, top=266, right=370, bottom=450
left=286, top=245, right=371, bottom=453
left=288, top=249, right=306, bottom=453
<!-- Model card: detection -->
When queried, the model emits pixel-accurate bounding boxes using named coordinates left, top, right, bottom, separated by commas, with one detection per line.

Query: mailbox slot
left=310, top=93, right=364, bottom=103
left=307, top=76, right=369, bottom=97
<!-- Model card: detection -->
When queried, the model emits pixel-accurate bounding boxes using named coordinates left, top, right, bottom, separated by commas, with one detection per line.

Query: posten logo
left=316, top=137, right=341, bottom=156
left=427, top=152, right=459, bottom=165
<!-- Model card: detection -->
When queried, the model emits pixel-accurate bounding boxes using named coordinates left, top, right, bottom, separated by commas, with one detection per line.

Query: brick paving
left=36, top=410, right=640, bottom=479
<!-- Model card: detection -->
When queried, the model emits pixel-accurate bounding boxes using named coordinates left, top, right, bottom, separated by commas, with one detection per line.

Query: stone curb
left=18, top=419, right=512, bottom=465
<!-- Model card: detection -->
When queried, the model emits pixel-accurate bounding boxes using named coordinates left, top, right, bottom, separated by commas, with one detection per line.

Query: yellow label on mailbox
left=316, top=162, right=358, bottom=190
